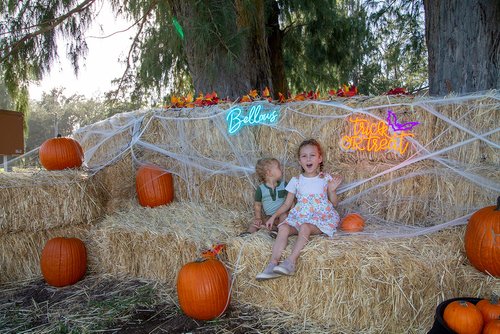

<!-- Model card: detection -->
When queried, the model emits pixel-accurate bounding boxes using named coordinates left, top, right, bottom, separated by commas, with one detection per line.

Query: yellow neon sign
left=340, top=117, right=414, bottom=154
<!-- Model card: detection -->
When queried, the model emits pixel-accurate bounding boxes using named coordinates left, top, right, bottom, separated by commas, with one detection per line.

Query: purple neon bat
left=387, top=109, right=420, bottom=132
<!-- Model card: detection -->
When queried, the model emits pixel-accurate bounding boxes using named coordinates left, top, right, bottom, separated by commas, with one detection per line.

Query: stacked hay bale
left=7, top=93, right=495, bottom=331
left=0, top=170, right=105, bottom=283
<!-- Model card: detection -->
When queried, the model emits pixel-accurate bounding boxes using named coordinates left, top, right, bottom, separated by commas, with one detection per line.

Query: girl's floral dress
left=283, top=173, right=340, bottom=237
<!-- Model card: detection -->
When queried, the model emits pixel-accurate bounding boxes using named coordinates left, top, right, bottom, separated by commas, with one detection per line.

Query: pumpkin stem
left=57, top=134, right=62, bottom=138
left=492, top=293, right=499, bottom=305
left=496, top=196, right=500, bottom=211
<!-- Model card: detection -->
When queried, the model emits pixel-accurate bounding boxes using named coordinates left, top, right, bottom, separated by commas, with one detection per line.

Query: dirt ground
left=0, top=274, right=329, bottom=334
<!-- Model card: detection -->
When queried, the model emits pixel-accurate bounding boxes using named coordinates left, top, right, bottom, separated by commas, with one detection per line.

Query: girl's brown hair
left=255, top=158, right=280, bottom=182
left=297, top=139, right=324, bottom=172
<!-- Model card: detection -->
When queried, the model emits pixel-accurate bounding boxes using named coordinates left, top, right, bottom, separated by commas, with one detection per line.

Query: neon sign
left=340, top=114, right=416, bottom=155
left=226, top=104, right=280, bottom=135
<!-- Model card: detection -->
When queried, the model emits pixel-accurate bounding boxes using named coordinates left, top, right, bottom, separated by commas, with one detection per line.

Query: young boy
left=246, top=158, right=289, bottom=234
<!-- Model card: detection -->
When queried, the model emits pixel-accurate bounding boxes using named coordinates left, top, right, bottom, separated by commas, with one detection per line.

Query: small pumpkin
left=176, top=257, right=230, bottom=321
left=464, top=197, right=500, bottom=277
left=39, top=134, right=84, bottom=170
left=340, top=213, right=365, bottom=232
left=483, top=318, right=500, bottom=334
left=476, top=295, right=500, bottom=324
left=40, top=237, right=87, bottom=287
left=443, top=300, right=483, bottom=334
left=136, top=164, right=174, bottom=207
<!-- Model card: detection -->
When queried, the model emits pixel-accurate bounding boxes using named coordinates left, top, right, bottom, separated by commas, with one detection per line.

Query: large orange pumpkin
left=464, top=197, right=500, bottom=277
left=476, top=295, right=500, bottom=324
left=443, top=300, right=483, bottom=334
left=135, top=165, right=174, bottom=207
left=39, top=134, right=84, bottom=170
left=340, top=213, right=365, bottom=232
left=40, top=237, right=87, bottom=287
left=176, top=257, right=231, bottom=321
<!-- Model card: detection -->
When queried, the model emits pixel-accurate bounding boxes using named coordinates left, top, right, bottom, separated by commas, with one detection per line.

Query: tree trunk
left=266, top=0, right=287, bottom=98
left=169, top=1, right=273, bottom=100
left=424, top=0, right=500, bottom=96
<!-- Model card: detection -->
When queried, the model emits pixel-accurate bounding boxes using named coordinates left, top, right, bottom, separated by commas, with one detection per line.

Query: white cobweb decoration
left=6, top=91, right=499, bottom=239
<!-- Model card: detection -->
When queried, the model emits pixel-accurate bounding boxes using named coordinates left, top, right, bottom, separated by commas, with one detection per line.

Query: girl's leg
left=270, top=224, right=297, bottom=264
left=287, top=223, right=322, bottom=265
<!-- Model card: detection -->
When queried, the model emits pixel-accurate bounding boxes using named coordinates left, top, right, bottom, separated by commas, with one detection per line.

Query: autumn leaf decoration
left=201, top=243, right=226, bottom=259
left=385, top=87, right=409, bottom=95
left=240, top=87, right=272, bottom=103
left=167, top=84, right=359, bottom=109
left=329, top=84, right=358, bottom=97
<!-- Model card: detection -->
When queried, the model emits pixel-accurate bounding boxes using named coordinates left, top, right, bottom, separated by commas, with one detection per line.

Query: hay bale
left=226, top=227, right=497, bottom=333
left=89, top=201, right=251, bottom=282
left=74, top=94, right=499, bottom=230
left=0, top=171, right=106, bottom=235
left=0, top=224, right=91, bottom=283
left=88, top=202, right=497, bottom=332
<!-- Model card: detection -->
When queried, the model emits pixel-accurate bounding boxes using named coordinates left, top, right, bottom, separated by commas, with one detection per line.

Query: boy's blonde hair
left=255, top=158, right=280, bottom=183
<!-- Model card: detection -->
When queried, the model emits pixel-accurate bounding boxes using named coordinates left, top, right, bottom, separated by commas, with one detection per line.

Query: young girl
left=256, top=139, right=342, bottom=280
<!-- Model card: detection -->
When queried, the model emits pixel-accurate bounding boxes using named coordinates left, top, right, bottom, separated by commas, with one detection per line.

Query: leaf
left=249, top=89, right=258, bottom=99
left=262, top=87, right=270, bottom=97
left=241, top=95, right=252, bottom=102
left=278, top=92, right=286, bottom=103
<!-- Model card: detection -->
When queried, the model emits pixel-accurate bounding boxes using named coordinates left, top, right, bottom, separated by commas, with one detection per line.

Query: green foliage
left=26, top=88, right=139, bottom=150
left=0, top=0, right=95, bottom=116
left=2, top=0, right=428, bottom=109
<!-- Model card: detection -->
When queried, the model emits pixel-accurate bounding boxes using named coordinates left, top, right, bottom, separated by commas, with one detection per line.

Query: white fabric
left=286, top=174, right=333, bottom=195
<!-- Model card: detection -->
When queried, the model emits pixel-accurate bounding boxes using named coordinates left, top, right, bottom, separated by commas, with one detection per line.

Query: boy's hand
left=253, top=218, right=263, bottom=229
left=328, top=174, right=343, bottom=191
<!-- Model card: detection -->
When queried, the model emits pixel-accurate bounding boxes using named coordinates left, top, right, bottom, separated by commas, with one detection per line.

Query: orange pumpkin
left=40, top=237, right=87, bottom=287
left=477, top=295, right=500, bottom=324
left=464, top=197, right=500, bottom=277
left=340, top=213, right=365, bottom=232
left=176, top=257, right=230, bottom=321
left=483, top=318, right=500, bottom=334
left=443, top=300, right=483, bottom=334
left=136, top=165, right=174, bottom=207
left=39, top=134, right=84, bottom=170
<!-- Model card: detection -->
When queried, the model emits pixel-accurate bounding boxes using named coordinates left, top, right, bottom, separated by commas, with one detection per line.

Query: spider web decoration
left=6, top=91, right=499, bottom=239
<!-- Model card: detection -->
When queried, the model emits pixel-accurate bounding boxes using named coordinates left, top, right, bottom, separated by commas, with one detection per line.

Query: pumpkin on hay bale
left=136, top=164, right=174, bottom=207
left=464, top=196, right=500, bottom=277
left=340, top=213, right=365, bottom=232
left=176, top=246, right=231, bottom=321
left=39, top=134, right=84, bottom=170
left=40, top=237, right=87, bottom=287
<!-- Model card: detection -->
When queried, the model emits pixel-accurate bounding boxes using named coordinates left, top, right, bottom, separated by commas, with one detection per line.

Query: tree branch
left=0, top=0, right=97, bottom=63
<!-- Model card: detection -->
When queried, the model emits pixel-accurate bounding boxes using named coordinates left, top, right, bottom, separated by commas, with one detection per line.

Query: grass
left=0, top=274, right=333, bottom=334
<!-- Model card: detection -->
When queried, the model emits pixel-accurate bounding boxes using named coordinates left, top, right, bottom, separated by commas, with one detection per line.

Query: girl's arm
left=265, top=192, right=295, bottom=229
left=327, top=174, right=343, bottom=207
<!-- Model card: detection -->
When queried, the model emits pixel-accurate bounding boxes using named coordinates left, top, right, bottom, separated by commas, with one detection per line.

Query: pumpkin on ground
left=39, top=134, right=84, bottom=170
left=340, top=213, right=365, bottom=232
left=176, top=256, right=230, bottom=321
left=135, top=164, right=174, bottom=207
left=40, top=237, right=87, bottom=287
left=483, top=318, right=500, bottom=334
left=476, top=295, right=500, bottom=325
left=464, top=197, right=500, bottom=277
left=443, top=300, right=483, bottom=334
